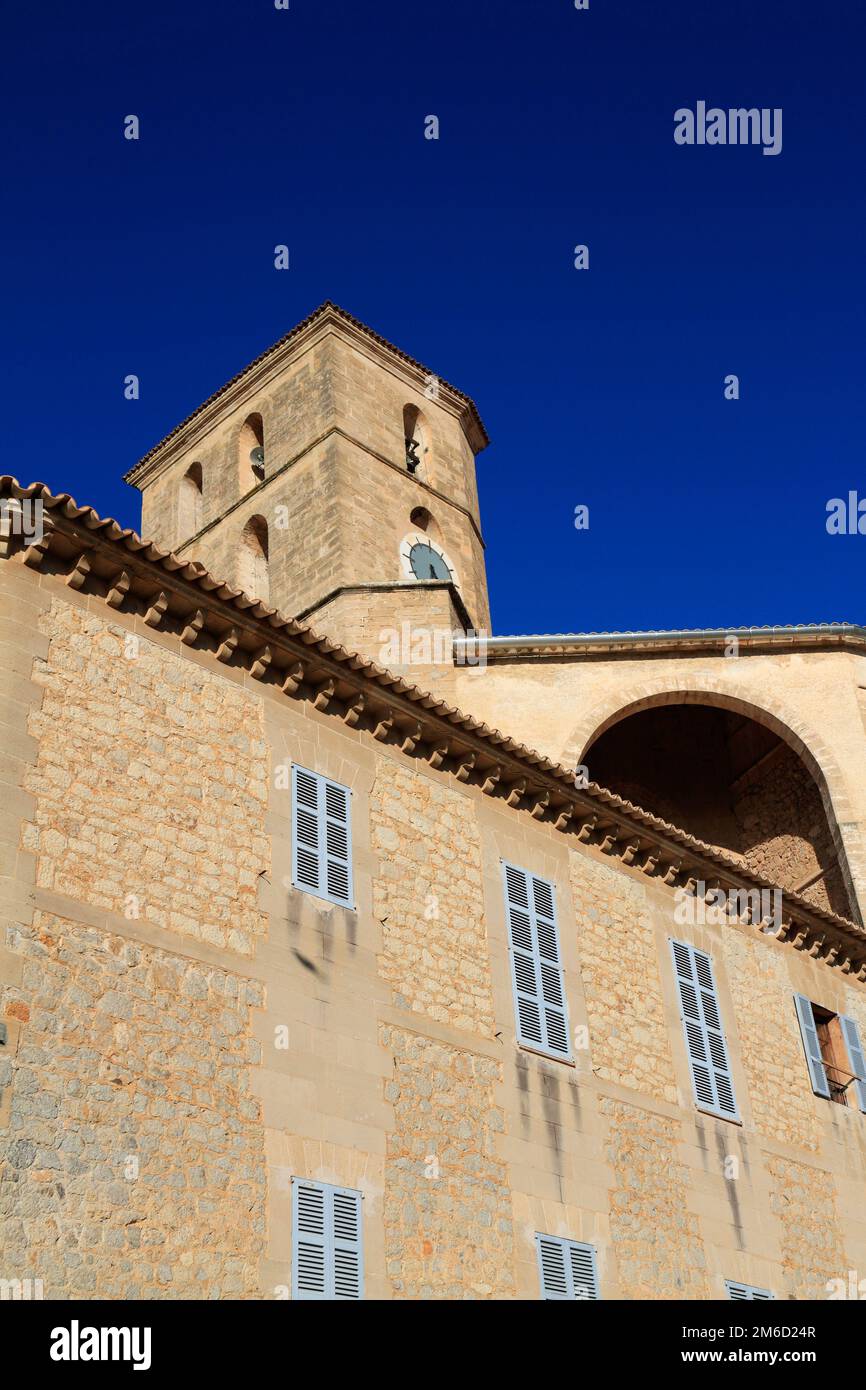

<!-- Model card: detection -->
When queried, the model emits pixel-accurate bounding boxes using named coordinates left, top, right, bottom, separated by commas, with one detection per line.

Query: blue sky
left=3, top=0, right=864, bottom=635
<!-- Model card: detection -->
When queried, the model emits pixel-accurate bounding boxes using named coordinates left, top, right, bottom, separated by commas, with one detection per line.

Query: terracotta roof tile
left=2, top=474, right=863, bottom=954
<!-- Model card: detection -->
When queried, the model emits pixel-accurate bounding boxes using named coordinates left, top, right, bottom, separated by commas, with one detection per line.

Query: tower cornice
left=123, top=301, right=489, bottom=490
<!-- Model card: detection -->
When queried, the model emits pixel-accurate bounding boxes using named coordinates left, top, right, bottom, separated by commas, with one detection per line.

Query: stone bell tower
left=124, top=303, right=490, bottom=679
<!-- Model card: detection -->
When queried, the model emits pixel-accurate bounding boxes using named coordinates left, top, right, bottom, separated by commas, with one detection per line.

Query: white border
left=398, top=532, right=460, bottom=589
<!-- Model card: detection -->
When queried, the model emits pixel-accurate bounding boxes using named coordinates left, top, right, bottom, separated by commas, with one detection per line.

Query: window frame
left=535, top=1233, right=600, bottom=1300
left=501, top=860, right=572, bottom=1063
left=669, top=936, right=740, bottom=1123
left=291, top=1177, right=364, bottom=1301
left=726, top=1279, right=774, bottom=1301
left=291, top=764, right=355, bottom=910
left=794, top=993, right=866, bottom=1112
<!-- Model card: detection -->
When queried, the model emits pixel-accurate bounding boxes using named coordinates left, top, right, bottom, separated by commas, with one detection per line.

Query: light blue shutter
left=292, top=766, right=322, bottom=895
left=292, top=1180, right=327, bottom=1299
left=323, top=780, right=353, bottom=907
left=292, top=1179, right=363, bottom=1300
left=670, top=939, right=739, bottom=1120
left=793, top=994, right=831, bottom=1099
left=331, top=1187, right=363, bottom=1299
left=726, top=1280, right=773, bottom=1300
left=292, top=766, right=353, bottom=908
left=503, top=863, right=570, bottom=1059
left=536, top=1234, right=600, bottom=1300
left=839, top=1015, right=866, bottom=1114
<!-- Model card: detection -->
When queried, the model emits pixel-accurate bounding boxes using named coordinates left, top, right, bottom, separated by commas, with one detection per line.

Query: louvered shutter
left=536, top=1234, right=600, bottom=1300
left=670, top=939, right=739, bottom=1120
left=323, top=780, right=352, bottom=906
left=839, top=1014, right=866, bottom=1114
left=292, top=1180, right=328, bottom=1299
left=292, top=1179, right=363, bottom=1300
left=726, top=1280, right=773, bottom=1301
left=503, top=862, right=570, bottom=1059
left=291, top=766, right=353, bottom=908
left=793, top=994, right=831, bottom=1099
left=331, top=1188, right=363, bottom=1299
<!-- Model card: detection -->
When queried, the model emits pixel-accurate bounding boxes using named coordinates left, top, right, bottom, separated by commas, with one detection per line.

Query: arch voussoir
left=563, top=673, right=862, bottom=922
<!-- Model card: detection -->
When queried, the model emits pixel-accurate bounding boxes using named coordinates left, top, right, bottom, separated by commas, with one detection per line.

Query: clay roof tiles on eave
left=2, top=474, right=864, bottom=954
left=123, top=301, right=490, bottom=480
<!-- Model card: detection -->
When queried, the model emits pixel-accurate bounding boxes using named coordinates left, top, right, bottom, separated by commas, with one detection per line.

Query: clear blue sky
left=3, top=0, right=864, bottom=635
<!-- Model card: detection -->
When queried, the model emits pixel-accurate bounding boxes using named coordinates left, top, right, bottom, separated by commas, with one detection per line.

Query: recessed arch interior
left=582, top=693, right=856, bottom=921
left=238, top=413, right=264, bottom=495
left=178, top=462, right=203, bottom=537
left=239, top=513, right=269, bottom=602
left=402, top=404, right=430, bottom=475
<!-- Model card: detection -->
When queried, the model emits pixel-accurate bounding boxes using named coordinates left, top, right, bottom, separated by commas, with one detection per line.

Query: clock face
left=408, top=542, right=451, bottom=581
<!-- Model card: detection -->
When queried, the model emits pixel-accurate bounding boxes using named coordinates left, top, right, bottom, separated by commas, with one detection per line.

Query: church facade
left=1, top=302, right=866, bottom=1300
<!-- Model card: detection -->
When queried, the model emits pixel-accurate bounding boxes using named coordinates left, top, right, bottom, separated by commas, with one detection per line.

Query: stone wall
left=732, top=742, right=843, bottom=915
left=134, top=318, right=490, bottom=649
left=579, top=703, right=853, bottom=919
left=380, top=1026, right=514, bottom=1299
left=720, top=928, right=819, bottom=1151
left=765, top=1156, right=848, bottom=1301
left=310, top=582, right=464, bottom=698
left=3, top=559, right=866, bottom=1301
left=603, top=1097, right=709, bottom=1299
left=0, top=911, right=265, bottom=1299
left=139, top=335, right=334, bottom=555
left=569, top=854, right=677, bottom=1105
left=454, top=653, right=866, bottom=920
left=371, top=757, right=496, bottom=1037
left=23, top=601, right=269, bottom=956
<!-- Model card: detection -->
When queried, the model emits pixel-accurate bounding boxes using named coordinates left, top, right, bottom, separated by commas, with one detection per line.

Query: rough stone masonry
left=2, top=304, right=866, bottom=1299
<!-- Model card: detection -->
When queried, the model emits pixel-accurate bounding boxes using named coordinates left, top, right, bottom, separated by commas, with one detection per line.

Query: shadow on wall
left=584, top=703, right=855, bottom=921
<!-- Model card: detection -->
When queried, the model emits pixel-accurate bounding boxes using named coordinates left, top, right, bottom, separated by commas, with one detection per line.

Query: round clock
left=408, top=542, right=452, bottom=581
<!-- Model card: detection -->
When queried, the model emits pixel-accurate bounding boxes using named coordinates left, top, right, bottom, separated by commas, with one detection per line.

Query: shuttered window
left=670, top=938, right=739, bottom=1120
left=726, top=1280, right=773, bottom=1301
left=291, top=765, right=354, bottom=908
left=291, top=1178, right=363, bottom=1300
left=839, top=1015, right=866, bottom=1114
left=536, top=1234, right=600, bottom=1300
left=794, top=995, right=866, bottom=1114
left=502, top=862, right=570, bottom=1059
left=793, top=994, right=831, bottom=1099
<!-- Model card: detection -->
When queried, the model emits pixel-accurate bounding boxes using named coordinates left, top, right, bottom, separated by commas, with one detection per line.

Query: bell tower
left=125, top=303, right=490, bottom=683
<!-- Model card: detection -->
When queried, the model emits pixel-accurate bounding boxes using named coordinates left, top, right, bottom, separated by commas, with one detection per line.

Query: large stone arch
left=562, top=674, right=864, bottom=923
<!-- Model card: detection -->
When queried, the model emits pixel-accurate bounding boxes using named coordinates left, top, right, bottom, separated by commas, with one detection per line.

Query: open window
left=794, top=994, right=866, bottom=1111
left=402, top=404, right=430, bottom=476
left=238, top=413, right=265, bottom=494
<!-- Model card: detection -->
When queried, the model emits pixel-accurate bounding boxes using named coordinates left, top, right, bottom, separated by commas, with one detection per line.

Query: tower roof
left=124, top=301, right=489, bottom=487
